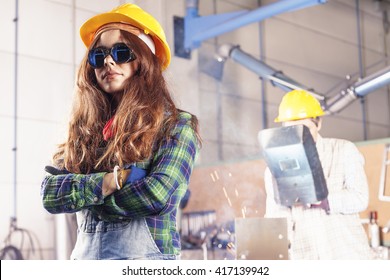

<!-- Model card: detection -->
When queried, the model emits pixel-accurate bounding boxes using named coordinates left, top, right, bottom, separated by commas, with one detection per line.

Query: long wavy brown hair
left=53, top=30, right=200, bottom=174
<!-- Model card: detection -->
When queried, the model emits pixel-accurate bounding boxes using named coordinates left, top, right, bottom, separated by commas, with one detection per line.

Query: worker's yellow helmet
left=275, top=89, right=325, bottom=122
left=80, top=4, right=171, bottom=70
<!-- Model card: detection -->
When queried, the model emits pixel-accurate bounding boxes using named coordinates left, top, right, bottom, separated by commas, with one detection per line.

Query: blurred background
left=1, top=0, right=390, bottom=259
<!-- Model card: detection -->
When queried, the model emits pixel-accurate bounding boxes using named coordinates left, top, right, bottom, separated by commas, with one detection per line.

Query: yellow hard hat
left=80, top=4, right=171, bottom=70
left=274, top=89, right=325, bottom=122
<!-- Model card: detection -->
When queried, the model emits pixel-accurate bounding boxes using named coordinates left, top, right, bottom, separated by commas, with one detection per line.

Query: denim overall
left=70, top=211, right=177, bottom=260
left=70, top=166, right=178, bottom=260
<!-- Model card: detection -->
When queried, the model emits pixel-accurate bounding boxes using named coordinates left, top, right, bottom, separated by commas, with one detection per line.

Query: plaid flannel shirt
left=41, top=112, right=199, bottom=255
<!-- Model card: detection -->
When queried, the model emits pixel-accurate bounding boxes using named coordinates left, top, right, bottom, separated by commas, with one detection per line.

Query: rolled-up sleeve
left=41, top=172, right=106, bottom=214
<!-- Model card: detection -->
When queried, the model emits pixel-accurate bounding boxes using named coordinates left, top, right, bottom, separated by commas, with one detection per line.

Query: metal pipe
left=322, top=65, right=390, bottom=114
left=12, top=0, right=19, bottom=229
left=187, top=0, right=326, bottom=49
left=323, top=88, right=357, bottom=114
left=186, top=0, right=199, bottom=18
left=354, top=65, right=390, bottom=96
left=211, top=0, right=224, bottom=161
left=356, top=0, right=365, bottom=80
left=258, top=0, right=268, bottom=129
left=218, top=44, right=324, bottom=100
left=215, top=43, right=390, bottom=115
left=355, top=0, right=367, bottom=140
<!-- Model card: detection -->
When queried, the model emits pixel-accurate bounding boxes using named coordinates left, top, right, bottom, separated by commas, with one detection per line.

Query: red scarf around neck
left=103, top=116, right=115, bottom=141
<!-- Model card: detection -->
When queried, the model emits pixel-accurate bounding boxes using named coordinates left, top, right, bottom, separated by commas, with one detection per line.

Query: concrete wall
left=1, top=0, right=389, bottom=259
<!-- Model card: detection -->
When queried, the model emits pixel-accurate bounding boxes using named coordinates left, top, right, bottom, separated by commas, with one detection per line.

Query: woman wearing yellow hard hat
left=264, top=89, right=374, bottom=259
left=80, top=3, right=171, bottom=70
left=41, top=4, right=201, bottom=260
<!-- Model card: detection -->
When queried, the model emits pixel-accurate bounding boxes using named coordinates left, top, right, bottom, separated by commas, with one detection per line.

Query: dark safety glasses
left=88, top=43, right=137, bottom=69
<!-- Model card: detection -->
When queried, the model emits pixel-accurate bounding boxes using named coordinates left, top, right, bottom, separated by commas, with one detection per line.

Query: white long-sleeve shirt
left=265, top=135, right=374, bottom=259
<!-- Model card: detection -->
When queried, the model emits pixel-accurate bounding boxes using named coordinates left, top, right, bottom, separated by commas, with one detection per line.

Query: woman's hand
left=102, top=173, right=117, bottom=197
left=102, top=169, right=132, bottom=197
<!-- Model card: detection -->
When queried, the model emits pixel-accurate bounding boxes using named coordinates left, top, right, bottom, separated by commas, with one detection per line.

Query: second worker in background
left=264, top=89, right=374, bottom=260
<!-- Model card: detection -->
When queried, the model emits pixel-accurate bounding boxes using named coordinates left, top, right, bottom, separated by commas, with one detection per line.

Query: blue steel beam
left=183, top=0, right=327, bottom=50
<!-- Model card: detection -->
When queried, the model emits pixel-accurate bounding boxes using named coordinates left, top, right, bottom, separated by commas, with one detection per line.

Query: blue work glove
left=44, top=165, right=70, bottom=175
left=125, top=166, right=147, bottom=183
